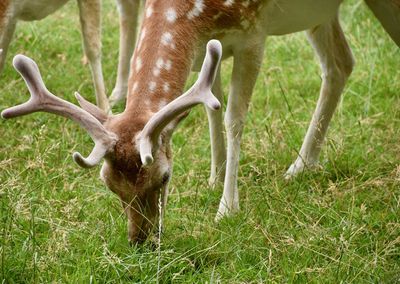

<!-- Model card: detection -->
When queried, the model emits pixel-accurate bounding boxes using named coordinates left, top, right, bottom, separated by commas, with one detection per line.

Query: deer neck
left=124, top=0, right=265, bottom=115
left=125, top=1, right=200, bottom=115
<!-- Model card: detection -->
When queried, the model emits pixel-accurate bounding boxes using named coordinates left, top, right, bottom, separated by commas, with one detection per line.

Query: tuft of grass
left=1, top=0, right=399, bottom=282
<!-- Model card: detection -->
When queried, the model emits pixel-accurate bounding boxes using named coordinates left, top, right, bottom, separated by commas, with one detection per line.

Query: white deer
left=2, top=0, right=400, bottom=243
left=0, top=0, right=143, bottom=111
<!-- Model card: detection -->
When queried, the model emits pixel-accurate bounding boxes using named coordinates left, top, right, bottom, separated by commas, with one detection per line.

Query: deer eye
left=162, top=172, right=170, bottom=184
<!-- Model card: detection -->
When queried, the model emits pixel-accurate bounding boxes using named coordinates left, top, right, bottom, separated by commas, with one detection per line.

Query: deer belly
left=263, top=0, right=343, bottom=35
left=17, top=0, right=69, bottom=21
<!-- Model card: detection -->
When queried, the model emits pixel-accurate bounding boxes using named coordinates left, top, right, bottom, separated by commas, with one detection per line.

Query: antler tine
left=1, top=54, right=117, bottom=168
left=139, top=40, right=222, bottom=166
left=75, top=92, right=108, bottom=124
left=196, top=40, right=223, bottom=102
left=1, top=55, right=49, bottom=118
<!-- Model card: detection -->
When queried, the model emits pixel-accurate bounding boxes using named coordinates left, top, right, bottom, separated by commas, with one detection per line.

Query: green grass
left=1, top=0, right=400, bottom=282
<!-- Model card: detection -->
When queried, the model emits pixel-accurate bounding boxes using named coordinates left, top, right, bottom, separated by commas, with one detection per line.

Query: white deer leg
left=109, top=0, right=142, bottom=106
left=286, top=16, right=354, bottom=178
left=207, top=68, right=226, bottom=186
left=0, top=15, right=16, bottom=74
left=77, top=0, right=110, bottom=112
left=216, top=41, right=265, bottom=221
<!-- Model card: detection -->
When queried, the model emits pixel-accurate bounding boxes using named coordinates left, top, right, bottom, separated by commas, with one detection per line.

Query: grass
left=1, top=0, right=399, bottom=282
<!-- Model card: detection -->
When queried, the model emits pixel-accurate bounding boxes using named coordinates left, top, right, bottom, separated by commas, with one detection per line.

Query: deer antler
left=1, top=54, right=117, bottom=168
left=139, top=40, right=222, bottom=166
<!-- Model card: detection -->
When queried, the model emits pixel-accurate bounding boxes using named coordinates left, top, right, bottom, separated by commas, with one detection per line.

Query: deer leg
left=77, top=0, right=110, bottom=112
left=216, top=41, right=265, bottom=221
left=109, top=0, right=142, bottom=106
left=206, top=68, right=226, bottom=186
left=286, top=16, right=354, bottom=178
left=0, top=15, right=16, bottom=74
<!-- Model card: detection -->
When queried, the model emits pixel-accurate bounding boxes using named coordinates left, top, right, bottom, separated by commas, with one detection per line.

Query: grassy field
left=1, top=0, right=400, bottom=283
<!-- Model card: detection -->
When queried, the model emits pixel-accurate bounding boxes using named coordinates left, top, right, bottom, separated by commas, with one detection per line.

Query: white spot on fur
left=146, top=5, right=153, bottom=18
left=187, top=0, right=204, bottom=20
left=149, top=81, right=157, bottom=92
left=161, top=32, right=173, bottom=46
left=138, top=28, right=146, bottom=49
left=135, top=57, right=142, bottom=72
left=165, top=60, right=172, bottom=71
left=163, top=83, right=170, bottom=93
left=159, top=99, right=168, bottom=109
left=165, top=8, right=177, bottom=23
left=161, top=32, right=175, bottom=49
left=223, top=0, right=234, bottom=6
left=153, top=58, right=172, bottom=77
left=156, top=58, right=164, bottom=68
left=153, top=67, right=160, bottom=77
left=132, top=81, right=138, bottom=92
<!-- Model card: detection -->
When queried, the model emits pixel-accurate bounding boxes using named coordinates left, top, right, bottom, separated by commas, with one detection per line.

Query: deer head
left=2, top=40, right=222, bottom=244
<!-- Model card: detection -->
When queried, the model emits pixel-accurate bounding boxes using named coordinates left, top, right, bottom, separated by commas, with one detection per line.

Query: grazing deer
left=0, top=0, right=143, bottom=111
left=2, top=0, right=400, bottom=243
left=2, top=40, right=221, bottom=243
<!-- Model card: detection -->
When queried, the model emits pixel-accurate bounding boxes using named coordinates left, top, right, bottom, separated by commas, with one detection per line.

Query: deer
left=0, top=0, right=144, bottom=111
left=2, top=0, right=400, bottom=244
